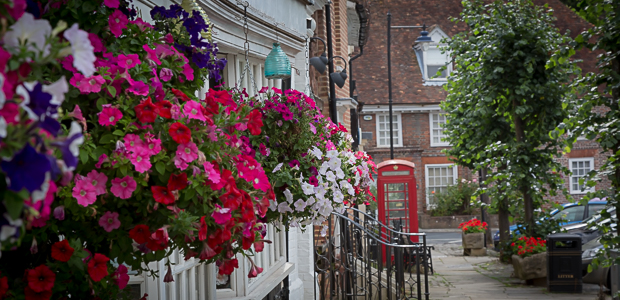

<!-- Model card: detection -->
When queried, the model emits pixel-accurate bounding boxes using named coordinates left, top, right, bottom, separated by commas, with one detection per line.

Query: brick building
left=353, top=0, right=609, bottom=216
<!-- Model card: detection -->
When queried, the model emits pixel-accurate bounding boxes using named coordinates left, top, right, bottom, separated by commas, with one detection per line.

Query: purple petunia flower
left=56, top=122, right=84, bottom=171
left=1, top=144, right=51, bottom=193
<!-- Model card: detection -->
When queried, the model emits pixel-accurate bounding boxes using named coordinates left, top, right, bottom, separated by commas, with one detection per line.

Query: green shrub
left=428, top=178, right=480, bottom=216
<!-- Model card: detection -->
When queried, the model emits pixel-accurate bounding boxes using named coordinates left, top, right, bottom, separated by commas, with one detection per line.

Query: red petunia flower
left=247, top=110, right=264, bottom=135
left=171, top=88, right=191, bottom=102
left=51, top=240, right=74, bottom=262
left=218, top=258, right=239, bottom=275
left=155, top=100, right=173, bottom=119
left=134, top=97, right=158, bottom=123
left=199, top=216, right=207, bottom=241
left=27, top=265, right=55, bottom=293
left=24, top=286, right=52, bottom=300
left=168, top=122, right=192, bottom=144
left=87, top=253, right=110, bottom=282
left=151, top=186, right=175, bottom=205
left=0, top=272, right=8, bottom=298
left=129, top=225, right=151, bottom=244
left=146, top=228, right=169, bottom=251
left=167, top=173, right=188, bottom=191
left=203, top=92, right=220, bottom=115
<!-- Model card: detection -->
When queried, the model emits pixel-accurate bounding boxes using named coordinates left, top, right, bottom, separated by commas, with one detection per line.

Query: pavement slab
left=426, top=244, right=611, bottom=300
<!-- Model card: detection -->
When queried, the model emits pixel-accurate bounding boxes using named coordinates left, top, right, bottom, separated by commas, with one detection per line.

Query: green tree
left=440, top=0, right=578, bottom=239
left=559, top=0, right=620, bottom=273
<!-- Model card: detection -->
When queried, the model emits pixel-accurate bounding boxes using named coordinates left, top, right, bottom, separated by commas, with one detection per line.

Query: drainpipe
left=349, top=46, right=364, bottom=98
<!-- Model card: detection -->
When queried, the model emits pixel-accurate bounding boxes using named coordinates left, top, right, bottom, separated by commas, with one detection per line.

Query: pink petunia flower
left=86, top=170, right=108, bottom=195
left=109, top=9, right=128, bottom=38
left=71, top=74, right=105, bottom=94
left=164, top=33, right=174, bottom=44
left=183, top=100, right=206, bottom=122
left=60, top=55, right=79, bottom=72
left=88, top=33, right=105, bottom=53
left=176, top=142, right=198, bottom=163
left=112, top=264, right=130, bottom=290
left=98, top=211, right=121, bottom=232
left=181, top=63, right=194, bottom=81
left=98, top=107, right=123, bottom=126
left=123, top=134, right=144, bottom=153
left=203, top=161, right=221, bottom=184
left=159, top=68, right=173, bottom=82
left=130, top=149, right=152, bottom=173
left=155, top=44, right=175, bottom=59
left=117, top=54, right=140, bottom=69
left=130, top=18, right=153, bottom=31
left=126, top=78, right=149, bottom=96
left=110, top=176, right=137, bottom=199
left=72, top=179, right=97, bottom=207
left=144, top=136, right=162, bottom=156
left=171, top=104, right=182, bottom=119
left=69, top=104, right=85, bottom=121
left=211, top=205, right=231, bottom=225
left=174, top=155, right=188, bottom=170
left=309, top=123, right=317, bottom=134
left=142, top=44, right=161, bottom=65
left=103, top=0, right=119, bottom=8
left=96, top=154, right=109, bottom=168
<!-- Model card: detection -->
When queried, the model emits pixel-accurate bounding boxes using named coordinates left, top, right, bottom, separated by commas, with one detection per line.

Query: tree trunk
left=480, top=168, right=493, bottom=247
left=512, top=98, right=534, bottom=236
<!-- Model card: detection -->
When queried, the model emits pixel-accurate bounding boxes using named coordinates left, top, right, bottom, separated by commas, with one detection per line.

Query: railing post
left=423, top=235, right=430, bottom=300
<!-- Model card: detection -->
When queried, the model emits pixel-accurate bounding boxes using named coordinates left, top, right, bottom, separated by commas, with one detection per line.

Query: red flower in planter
left=155, top=100, right=173, bottom=119
left=129, top=225, right=151, bottom=244
left=171, top=88, right=191, bottom=102
left=169, top=122, right=191, bottom=144
left=24, top=286, right=52, bottom=300
left=247, top=110, right=263, bottom=135
left=167, top=173, right=188, bottom=191
left=135, top=97, right=158, bottom=123
left=87, top=253, right=110, bottom=282
left=0, top=272, right=8, bottom=298
left=151, top=186, right=175, bottom=205
left=51, top=240, right=74, bottom=262
left=199, top=216, right=208, bottom=241
left=218, top=258, right=239, bottom=275
left=27, top=265, right=55, bottom=293
left=458, top=218, right=487, bottom=234
left=147, top=228, right=169, bottom=251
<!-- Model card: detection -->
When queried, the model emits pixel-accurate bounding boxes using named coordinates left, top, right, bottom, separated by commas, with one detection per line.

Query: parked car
left=582, top=234, right=618, bottom=289
left=492, top=199, right=607, bottom=248
left=565, top=207, right=616, bottom=245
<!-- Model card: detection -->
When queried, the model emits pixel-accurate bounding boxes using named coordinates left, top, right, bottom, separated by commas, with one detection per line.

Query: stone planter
left=462, top=232, right=486, bottom=256
left=512, top=252, right=547, bottom=285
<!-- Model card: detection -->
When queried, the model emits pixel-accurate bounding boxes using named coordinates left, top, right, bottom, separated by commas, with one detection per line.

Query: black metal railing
left=314, top=207, right=431, bottom=300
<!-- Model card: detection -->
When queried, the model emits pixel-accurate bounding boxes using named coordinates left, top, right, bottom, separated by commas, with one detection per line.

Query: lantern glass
left=264, top=43, right=291, bottom=79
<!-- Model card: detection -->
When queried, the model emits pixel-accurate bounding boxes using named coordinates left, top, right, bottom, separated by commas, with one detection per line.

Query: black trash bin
left=547, top=233, right=582, bottom=293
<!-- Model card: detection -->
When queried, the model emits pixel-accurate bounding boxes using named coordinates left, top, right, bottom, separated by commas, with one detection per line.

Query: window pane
left=427, top=65, right=447, bottom=78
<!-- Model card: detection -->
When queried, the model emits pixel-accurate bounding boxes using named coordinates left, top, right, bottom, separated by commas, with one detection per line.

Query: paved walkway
left=428, top=244, right=610, bottom=300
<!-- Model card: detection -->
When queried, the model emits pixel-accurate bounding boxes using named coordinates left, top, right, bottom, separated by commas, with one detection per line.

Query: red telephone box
left=377, top=160, right=419, bottom=243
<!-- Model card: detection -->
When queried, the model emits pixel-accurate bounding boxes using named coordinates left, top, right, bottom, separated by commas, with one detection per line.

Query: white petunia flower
left=325, top=171, right=336, bottom=182
left=320, top=225, right=328, bottom=237
left=306, top=196, right=316, bottom=206
left=335, top=168, right=345, bottom=179
left=278, top=202, right=293, bottom=213
left=272, top=162, right=284, bottom=173
left=269, top=199, right=278, bottom=211
left=3, top=13, right=52, bottom=59
left=327, top=157, right=342, bottom=171
left=0, top=73, right=5, bottom=109
left=318, top=204, right=333, bottom=217
left=301, top=182, right=315, bottom=195
left=284, top=188, right=293, bottom=203
left=326, top=150, right=339, bottom=159
left=294, top=199, right=306, bottom=212
left=309, top=146, right=323, bottom=159
left=319, top=161, right=329, bottom=175
left=67, top=122, right=84, bottom=158
left=0, top=116, right=6, bottom=139
left=333, top=190, right=344, bottom=203
left=64, top=24, right=96, bottom=77
left=42, top=76, right=68, bottom=106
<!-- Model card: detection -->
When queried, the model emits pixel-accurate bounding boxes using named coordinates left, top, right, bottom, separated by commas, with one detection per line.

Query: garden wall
left=419, top=214, right=500, bottom=229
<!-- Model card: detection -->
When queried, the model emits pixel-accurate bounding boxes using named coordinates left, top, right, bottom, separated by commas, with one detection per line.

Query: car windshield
left=550, top=205, right=585, bottom=222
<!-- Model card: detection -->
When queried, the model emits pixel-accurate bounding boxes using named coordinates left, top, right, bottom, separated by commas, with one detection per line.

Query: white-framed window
left=222, top=54, right=292, bottom=95
left=569, top=158, right=595, bottom=194
left=376, top=114, right=402, bottom=147
left=413, top=26, right=451, bottom=86
left=430, top=113, right=449, bottom=147
left=425, top=164, right=457, bottom=206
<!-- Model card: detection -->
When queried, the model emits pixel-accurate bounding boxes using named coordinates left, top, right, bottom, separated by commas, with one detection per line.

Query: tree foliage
left=440, top=0, right=579, bottom=234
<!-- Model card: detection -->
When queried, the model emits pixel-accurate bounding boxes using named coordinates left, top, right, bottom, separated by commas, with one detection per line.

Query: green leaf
left=185, top=188, right=196, bottom=201
left=112, top=129, right=124, bottom=136
left=4, top=190, right=27, bottom=220
left=156, top=162, right=166, bottom=175
left=79, top=150, right=89, bottom=164
left=99, top=134, right=115, bottom=144
left=107, top=85, right=117, bottom=97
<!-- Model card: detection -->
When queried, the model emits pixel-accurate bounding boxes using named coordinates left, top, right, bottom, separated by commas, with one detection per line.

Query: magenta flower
left=127, top=78, right=149, bottom=96
left=259, top=143, right=270, bottom=157
left=203, top=161, right=221, bottom=184
left=181, top=63, right=194, bottom=81
left=155, top=44, right=175, bottom=58
left=212, top=205, right=232, bottom=225
left=130, top=18, right=153, bottom=31
left=288, top=160, right=300, bottom=168
left=176, top=142, right=198, bottom=163
left=86, top=170, right=108, bottom=195
left=164, top=33, right=174, bottom=44
left=143, top=44, right=161, bottom=65
left=98, top=211, right=121, bottom=232
left=98, top=107, right=123, bottom=126
left=117, top=54, right=140, bottom=69
left=144, top=136, right=162, bottom=156
left=112, top=264, right=129, bottom=290
left=123, top=134, right=144, bottom=153
left=171, top=104, right=182, bottom=119
left=103, top=0, right=119, bottom=8
left=309, top=123, right=317, bottom=134
left=70, top=74, right=105, bottom=94
left=309, top=176, right=319, bottom=186
left=88, top=33, right=105, bottom=53
left=110, top=176, right=137, bottom=199
left=69, top=104, right=84, bottom=121
left=130, top=149, right=152, bottom=173
left=109, top=9, right=128, bottom=38
left=183, top=100, right=206, bottom=122
left=95, top=154, right=109, bottom=168
left=174, top=155, right=189, bottom=170
left=72, top=179, right=97, bottom=207
left=53, top=206, right=65, bottom=220
left=159, top=68, right=173, bottom=82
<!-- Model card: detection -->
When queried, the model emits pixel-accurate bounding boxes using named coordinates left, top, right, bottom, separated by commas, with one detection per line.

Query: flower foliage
left=511, top=236, right=547, bottom=258
left=458, top=218, right=487, bottom=234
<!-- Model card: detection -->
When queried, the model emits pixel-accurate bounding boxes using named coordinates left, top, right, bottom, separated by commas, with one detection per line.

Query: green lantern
left=264, top=43, right=291, bottom=79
